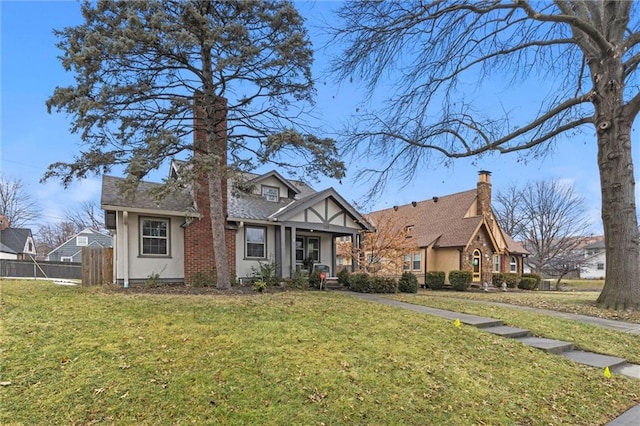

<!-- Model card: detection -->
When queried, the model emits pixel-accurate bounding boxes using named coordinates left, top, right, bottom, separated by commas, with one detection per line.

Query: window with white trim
left=246, top=226, right=266, bottom=258
left=76, top=236, right=88, bottom=246
left=411, top=252, right=421, bottom=270
left=261, top=185, right=279, bottom=202
left=140, top=217, right=169, bottom=256
left=61, top=256, right=73, bottom=262
left=493, top=254, right=500, bottom=272
left=510, top=256, right=517, bottom=273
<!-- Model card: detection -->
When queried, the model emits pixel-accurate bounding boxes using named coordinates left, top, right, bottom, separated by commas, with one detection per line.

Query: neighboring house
left=581, top=237, right=606, bottom=279
left=365, top=171, right=528, bottom=286
left=100, top=97, right=373, bottom=286
left=0, top=221, right=37, bottom=260
left=46, top=228, right=113, bottom=263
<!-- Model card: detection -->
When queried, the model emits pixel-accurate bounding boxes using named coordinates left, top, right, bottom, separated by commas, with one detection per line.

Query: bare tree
left=35, top=221, right=79, bottom=260
left=495, top=179, right=592, bottom=288
left=45, top=1, right=344, bottom=289
left=330, top=1, right=640, bottom=310
left=64, top=201, right=105, bottom=232
left=0, top=174, right=41, bottom=228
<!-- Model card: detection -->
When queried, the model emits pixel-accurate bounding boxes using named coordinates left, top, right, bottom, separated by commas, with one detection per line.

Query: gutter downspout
left=123, top=211, right=129, bottom=288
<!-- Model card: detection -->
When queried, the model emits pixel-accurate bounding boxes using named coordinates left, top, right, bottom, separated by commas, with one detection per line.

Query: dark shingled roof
left=367, top=188, right=527, bottom=253
left=101, top=175, right=194, bottom=213
left=0, top=227, right=32, bottom=253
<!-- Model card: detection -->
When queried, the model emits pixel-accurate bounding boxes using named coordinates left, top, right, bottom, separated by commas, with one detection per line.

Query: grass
left=2, top=280, right=639, bottom=425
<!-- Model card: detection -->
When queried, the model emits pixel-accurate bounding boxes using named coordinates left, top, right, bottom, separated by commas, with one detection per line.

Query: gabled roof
left=101, top=175, right=194, bottom=214
left=247, top=170, right=301, bottom=196
left=0, top=227, right=33, bottom=253
left=47, top=227, right=113, bottom=257
left=503, top=233, right=529, bottom=255
left=268, top=187, right=374, bottom=231
left=367, top=189, right=479, bottom=248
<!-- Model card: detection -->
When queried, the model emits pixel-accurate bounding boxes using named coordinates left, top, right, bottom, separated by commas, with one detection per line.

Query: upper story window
left=261, top=185, right=279, bottom=202
left=140, top=217, right=169, bottom=256
left=76, top=236, right=89, bottom=246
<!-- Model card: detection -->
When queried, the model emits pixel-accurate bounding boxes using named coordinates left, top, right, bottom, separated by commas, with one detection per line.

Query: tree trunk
left=593, top=75, right=640, bottom=309
left=208, top=170, right=231, bottom=289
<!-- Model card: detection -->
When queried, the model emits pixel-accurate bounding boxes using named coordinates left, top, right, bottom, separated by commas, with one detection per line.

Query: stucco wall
left=115, top=211, right=185, bottom=282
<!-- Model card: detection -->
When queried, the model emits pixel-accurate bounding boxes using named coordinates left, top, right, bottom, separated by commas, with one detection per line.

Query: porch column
left=352, top=232, right=359, bottom=272
left=274, top=225, right=282, bottom=278
left=278, top=224, right=287, bottom=278
left=290, top=225, right=297, bottom=277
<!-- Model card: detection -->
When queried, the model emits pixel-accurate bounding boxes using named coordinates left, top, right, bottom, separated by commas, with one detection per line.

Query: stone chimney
left=183, top=92, right=236, bottom=284
left=477, top=170, right=492, bottom=218
left=0, top=215, right=9, bottom=231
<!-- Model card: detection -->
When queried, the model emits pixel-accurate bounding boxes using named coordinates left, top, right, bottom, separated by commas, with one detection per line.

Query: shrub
left=252, top=280, right=267, bottom=293
left=337, top=268, right=351, bottom=289
left=449, top=270, right=472, bottom=291
left=348, top=273, right=371, bottom=293
left=518, top=277, right=538, bottom=290
left=285, top=270, right=308, bottom=290
left=426, top=271, right=446, bottom=290
left=398, top=272, right=418, bottom=293
left=370, top=275, right=398, bottom=294
left=250, top=258, right=279, bottom=286
left=309, top=270, right=323, bottom=289
left=503, top=273, right=519, bottom=288
left=492, top=273, right=505, bottom=288
left=522, top=273, right=541, bottom=286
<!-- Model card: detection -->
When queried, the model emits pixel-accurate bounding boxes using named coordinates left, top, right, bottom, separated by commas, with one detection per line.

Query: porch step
left=323, top=278, right=343, bottom=290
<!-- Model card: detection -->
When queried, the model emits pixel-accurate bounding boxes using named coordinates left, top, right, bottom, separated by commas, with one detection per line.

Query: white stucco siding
left=115, top=211, right=185, bottom=281
left=235, top=224, right=277, bottom=280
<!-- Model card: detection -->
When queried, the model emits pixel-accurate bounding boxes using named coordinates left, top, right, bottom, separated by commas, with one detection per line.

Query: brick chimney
left=0, top=215, right=9, bottom=231
left=183, top=93, right=236, bottom=284
left=477, top=170, right=492, bottom=218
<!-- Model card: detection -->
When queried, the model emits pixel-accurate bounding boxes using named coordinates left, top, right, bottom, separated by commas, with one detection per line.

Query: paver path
left=344, top=292, right=640, bottom=426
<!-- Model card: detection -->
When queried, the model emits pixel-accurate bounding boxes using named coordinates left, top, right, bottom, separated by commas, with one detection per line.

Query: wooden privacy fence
left=82, top=247, right=113, bottom=285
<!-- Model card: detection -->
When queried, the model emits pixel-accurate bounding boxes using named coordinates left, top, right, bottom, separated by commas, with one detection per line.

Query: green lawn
left=2, top=280, right=639, bottom=425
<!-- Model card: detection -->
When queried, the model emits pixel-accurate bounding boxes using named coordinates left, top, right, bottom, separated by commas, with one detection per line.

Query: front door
left=472, top=249, right=481, bottom=282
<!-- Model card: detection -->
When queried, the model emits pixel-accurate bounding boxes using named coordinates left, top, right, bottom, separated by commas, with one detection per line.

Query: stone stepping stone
left=483, top=325, right=531, bottom=339
left=514, top=336, right=574, bottom=354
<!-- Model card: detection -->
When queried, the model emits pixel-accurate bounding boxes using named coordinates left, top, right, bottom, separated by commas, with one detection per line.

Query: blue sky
left=2, top=0, right=637, bottom=234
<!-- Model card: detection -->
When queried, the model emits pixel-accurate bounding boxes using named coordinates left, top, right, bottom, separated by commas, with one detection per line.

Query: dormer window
left=262, top=185, right=279, bottom=202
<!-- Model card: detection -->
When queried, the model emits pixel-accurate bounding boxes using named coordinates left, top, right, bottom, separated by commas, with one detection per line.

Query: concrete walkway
left=345, top=292, right=640, bottom=426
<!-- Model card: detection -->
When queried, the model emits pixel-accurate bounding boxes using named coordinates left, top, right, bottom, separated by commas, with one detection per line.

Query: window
left=403, top=254, right=410, bottom=270
left=510, top=256, right=517, bottom=273
left=246, top=226, right=266, bottom=258
left=307, top=237, right=320, bottom=262
left=61, top=256, right=73, bottom=262
left=493, top=254, right=500, bottom=272
left=295, top=237, right=305, bottom=262
left=76, top=236, right=88, bottom=246
left=140, top=218, right=169, bottom=256
left=261, top=185, right=279, bottom=202
left=597, top=262, right=605, bottom=270
left=412, top=252, right=421, bottom=270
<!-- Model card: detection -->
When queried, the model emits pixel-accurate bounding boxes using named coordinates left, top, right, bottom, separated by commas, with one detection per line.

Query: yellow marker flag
left=454, top=319, right=461, bottom=328
left=604, top=366, right=611, bottom=378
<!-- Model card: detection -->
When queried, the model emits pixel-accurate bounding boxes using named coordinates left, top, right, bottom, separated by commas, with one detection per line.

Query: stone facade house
left=365, top=171, right=528, bottom=286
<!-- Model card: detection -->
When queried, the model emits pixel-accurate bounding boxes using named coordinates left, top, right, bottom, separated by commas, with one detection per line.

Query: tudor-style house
left=363, top=171, right=528, bottom=286
left=101, top=97, right=373, bottom=287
